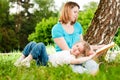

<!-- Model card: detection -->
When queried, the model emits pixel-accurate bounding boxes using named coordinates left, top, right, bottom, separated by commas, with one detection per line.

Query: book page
left=96, top=42, right=115, bottom=54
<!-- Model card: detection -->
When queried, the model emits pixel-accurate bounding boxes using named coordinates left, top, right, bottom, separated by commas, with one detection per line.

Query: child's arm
left=95, top=42, right=115, bottom=54
left=70, top=52, right=97, bottom=64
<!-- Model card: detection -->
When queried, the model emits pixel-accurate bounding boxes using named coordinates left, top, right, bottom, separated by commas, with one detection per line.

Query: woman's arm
left=54, top=37, right=70, bottom=50
left=80, top=34, right=84, bottom=41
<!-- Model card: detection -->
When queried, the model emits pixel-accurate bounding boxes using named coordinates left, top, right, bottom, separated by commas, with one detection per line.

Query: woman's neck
left=62, top=23, right=74, bottom=34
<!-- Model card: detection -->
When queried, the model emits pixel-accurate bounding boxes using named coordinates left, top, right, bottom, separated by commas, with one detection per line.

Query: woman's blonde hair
left=59, top=1, right=80, bottom=25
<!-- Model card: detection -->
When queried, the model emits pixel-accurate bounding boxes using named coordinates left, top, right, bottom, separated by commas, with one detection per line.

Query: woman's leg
left=83, top=59, right=99, bottom=75
left=71, top=64, right=88, bottom=74
left=71, top=60, right=99, bottom=75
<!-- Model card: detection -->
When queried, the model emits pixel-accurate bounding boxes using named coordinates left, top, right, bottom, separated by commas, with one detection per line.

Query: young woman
left=51, top=1, right=104, bottom=75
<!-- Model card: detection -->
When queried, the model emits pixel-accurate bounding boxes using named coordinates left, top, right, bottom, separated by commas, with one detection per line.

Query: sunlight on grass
left=46, top=45, right=56, bottom=54
left=105, top=44, right=120, bottom=62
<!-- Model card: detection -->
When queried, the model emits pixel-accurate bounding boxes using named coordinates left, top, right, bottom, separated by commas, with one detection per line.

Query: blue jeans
left=22, top=41, right=48, bottom=66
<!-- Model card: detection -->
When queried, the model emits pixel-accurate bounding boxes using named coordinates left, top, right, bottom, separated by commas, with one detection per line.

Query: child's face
left=71, top=42, right=84, bottom=56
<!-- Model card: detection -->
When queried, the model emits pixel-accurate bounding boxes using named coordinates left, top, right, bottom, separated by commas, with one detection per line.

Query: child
left=14, top=41, right=96, bottom=67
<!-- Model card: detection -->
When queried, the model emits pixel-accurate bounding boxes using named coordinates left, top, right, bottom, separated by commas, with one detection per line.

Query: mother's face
left=70, top=6, right=79, bottom=22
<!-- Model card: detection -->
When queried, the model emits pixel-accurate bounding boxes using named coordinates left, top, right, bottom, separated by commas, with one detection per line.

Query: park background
left=0, top=0, right=119, bottom=53
left=0, top=0, right=120, bottom=80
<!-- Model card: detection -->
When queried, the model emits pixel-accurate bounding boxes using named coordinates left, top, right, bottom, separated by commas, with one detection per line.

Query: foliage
left=34, top=0, right=58, bottom=21
left=0, top=0, right=58, bottom=52
left=0, top=0, right=119, bottom=53
left=0, top=0, right=9, bottom=27
left=28, top=17, right=58, bottom=45
left=78, top=9, right=94, bottom=34
left=83, top=1, right=98, bottom=11
left=114, top=28, right=120, bottom=46
left=16, top=0, right=58, bottom=50
left=0, top=0, right=19, bottom=52
left=0, top=28, right=19, bottom=52
left=105, top=44, right=120, bottom=62
left=78, top=1, right=98, bottom=34
left=0, top=52, right=120, bottom=80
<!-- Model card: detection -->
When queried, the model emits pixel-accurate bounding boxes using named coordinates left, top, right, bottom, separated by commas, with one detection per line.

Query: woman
left=52, top=1, right=103, bottom=75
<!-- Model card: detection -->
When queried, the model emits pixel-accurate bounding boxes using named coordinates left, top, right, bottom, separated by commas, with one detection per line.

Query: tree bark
left=84, top=0, right=120, bottom=45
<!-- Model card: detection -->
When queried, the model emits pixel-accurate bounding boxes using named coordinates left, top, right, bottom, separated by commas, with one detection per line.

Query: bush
left=114, top=28, right=120, bottom=46
left=0, top=28, right=19, bottom=52
left=28, top=17, right=58, bottom=45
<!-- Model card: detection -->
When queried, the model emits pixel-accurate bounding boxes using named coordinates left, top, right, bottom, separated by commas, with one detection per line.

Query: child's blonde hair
left=77, top=41, right=91, bottom=56
left=83, top=41, right=91, bottom=56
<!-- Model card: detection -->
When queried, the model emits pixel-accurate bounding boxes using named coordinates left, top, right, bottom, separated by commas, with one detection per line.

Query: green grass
left=0, top=53, right=120, bottom=80
left=0, top=46, right=120, bottom=80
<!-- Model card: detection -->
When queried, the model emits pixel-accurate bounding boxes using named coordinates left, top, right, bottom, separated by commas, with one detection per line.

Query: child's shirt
left=48, top=50, right=75, bottom=67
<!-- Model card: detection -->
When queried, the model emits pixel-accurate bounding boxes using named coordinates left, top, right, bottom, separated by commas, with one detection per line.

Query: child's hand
left=97, top=44, right=106, bottom=49
left=88, top=51, right=97, bottom=59
left=87, top=50, right=95, bottom=56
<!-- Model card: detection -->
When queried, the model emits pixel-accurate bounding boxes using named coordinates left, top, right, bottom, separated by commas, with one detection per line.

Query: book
left=93, top=42, right=115, bottom=60
left=96, top=42, right=115, bottom=54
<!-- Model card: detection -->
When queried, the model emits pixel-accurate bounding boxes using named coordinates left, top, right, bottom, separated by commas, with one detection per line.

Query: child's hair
left=80, top=41, right=91, bottom=56
left=83, top=41, right=91, bottom=56
left=74, top=41, right=91, bottom=56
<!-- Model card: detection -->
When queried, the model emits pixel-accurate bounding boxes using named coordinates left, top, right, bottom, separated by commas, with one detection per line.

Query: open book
left=93, top=42, right=115, bottom=59
left=96, top=42, right=115, bottom=54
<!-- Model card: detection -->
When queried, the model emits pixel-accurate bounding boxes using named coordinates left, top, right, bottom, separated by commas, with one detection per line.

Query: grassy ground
left=0, top=46, right=120, bottom=80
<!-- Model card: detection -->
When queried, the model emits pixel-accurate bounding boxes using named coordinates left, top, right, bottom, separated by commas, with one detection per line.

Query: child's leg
left=14, top=54, right=26, bottom=67
left=14, top=41, right=37, bottom=67
left=20, top=54, right=33, bottom=67
left=22, top=41, right=37, bottom=57
left=20, top=42, right=48, bottom=67
left=30, top=42, right=48, bottom=66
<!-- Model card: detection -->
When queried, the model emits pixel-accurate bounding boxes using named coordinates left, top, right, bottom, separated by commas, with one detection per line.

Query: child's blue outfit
left=22, top=41, right=48, bottom=66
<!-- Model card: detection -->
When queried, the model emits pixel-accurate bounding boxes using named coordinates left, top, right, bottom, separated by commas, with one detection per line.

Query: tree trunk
left=84, top=0, right=120, bottom=45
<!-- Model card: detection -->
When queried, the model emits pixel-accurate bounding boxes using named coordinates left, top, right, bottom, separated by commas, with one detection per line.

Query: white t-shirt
left=48, top=50, right=75, bottom=67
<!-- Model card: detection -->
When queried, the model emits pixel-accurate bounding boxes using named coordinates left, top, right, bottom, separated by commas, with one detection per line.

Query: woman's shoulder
left=52, top=22, right=63, bottom=31
left=52, top=22, right=62, bottom=29
left=74, top=22, right=82, bottom=26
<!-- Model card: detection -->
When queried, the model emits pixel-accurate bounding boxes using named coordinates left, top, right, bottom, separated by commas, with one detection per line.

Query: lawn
left=0, top=46, right=120, bottom=80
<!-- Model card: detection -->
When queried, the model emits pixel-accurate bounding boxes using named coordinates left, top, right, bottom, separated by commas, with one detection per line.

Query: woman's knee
left=71, top=65, right=88, bottom=74
left=84, top=60, right=99, bottom=71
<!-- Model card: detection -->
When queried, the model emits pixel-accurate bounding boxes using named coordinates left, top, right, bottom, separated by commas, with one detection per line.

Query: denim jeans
left=22, top=41, right=48, bottom=66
